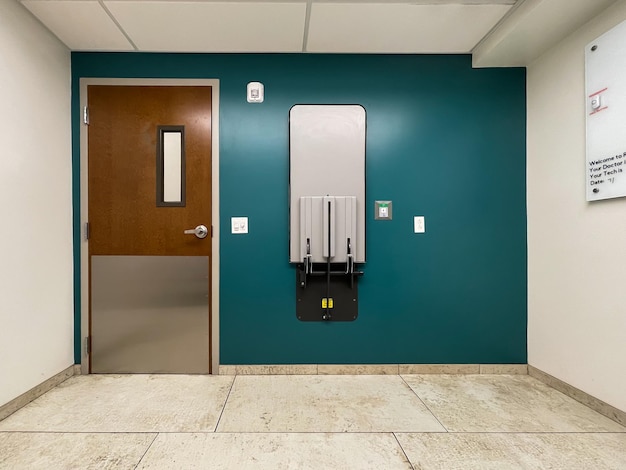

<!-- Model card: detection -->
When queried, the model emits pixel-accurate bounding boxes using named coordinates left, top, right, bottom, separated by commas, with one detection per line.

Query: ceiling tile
left=104, top=1, right=307, bottom=52
left=21, top=0, right=133, bottom=51
left=307, top=3, right=511, bottom=53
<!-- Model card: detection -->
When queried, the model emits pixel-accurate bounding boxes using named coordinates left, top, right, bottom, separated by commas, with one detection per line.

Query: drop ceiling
left=19, top=0, right=619, bottom=66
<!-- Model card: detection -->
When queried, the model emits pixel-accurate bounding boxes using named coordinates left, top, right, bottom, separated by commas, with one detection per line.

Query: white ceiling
left=473, top=0, right=618, bottom=67
left=18, top=0, right=619, bottom=65
left=20, top=0, right=516, bottom=53
left=306, top=3, right=511, bottom=53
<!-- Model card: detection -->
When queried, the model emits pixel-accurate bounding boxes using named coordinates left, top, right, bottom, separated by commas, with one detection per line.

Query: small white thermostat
left=247, top=82, right=264, bottom=103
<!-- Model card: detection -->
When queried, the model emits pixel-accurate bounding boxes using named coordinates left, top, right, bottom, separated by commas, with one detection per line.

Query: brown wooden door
left=88, top=86, right=212, bottom=373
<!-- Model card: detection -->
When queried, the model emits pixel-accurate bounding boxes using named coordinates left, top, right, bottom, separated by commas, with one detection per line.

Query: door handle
left=184, top=225, right=208, bottom=239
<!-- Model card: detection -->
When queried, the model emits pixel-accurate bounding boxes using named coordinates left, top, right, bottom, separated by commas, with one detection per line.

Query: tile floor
left=0, top=374, right=625, bottom=469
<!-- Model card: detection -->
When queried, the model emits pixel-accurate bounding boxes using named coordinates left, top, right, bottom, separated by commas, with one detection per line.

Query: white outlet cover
left=414, top=216, right=425, bottom=233
left=231, top=217, right=248, bottom=234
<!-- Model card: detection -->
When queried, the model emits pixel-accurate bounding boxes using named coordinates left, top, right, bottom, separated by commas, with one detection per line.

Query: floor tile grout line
left=1, top=430, right=625, bottom=435
left=399, top=375, right=449, bottom=433
left=213, top=375, right=237, bottom=432
left=392, top=432, right=416, bottom=470
left=133, top=432, right=159, bottom=470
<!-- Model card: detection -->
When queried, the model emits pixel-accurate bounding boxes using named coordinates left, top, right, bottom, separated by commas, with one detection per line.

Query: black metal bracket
left=295, top=238, right=363, bottom=322
left=295, top=264, right=361, bottom=322
left=295, top=203, right=363, bottom=322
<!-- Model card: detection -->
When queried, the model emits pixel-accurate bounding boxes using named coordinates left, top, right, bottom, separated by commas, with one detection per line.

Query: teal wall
left=72, top=53, right=527, bottom=364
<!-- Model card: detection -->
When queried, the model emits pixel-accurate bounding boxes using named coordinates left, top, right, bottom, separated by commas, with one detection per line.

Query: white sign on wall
left=585, top=20, right=626, bottom=202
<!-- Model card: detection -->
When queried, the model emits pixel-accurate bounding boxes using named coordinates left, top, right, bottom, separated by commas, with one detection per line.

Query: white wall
left=0, top=0, right=73, bottom=406
left=528, top=1, right=626, bottom=412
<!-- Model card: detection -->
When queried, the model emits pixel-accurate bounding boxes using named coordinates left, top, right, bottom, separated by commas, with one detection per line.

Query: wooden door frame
left=79, top=78, right=220, bottom=374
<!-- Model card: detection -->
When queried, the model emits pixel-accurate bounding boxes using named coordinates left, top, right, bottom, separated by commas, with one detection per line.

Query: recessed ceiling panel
left=104, top=1, right=307, bottom=52
left=21, top=0, right=134, bottom=51
left=307, top=3, right=512, bottom=53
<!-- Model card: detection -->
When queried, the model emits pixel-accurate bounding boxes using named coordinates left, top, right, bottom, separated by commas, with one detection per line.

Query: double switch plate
left=231, top=217, right=248, bottom=234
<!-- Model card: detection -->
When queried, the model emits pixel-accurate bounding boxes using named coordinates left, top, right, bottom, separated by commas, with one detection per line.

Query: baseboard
left=0, top=364, right=76, bottom=421
left=219, top=364, right=529, bottom=375
left=529, top=365, right=626, bottom=428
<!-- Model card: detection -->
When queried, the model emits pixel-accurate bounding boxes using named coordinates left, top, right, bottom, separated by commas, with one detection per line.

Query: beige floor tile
left=395, top=432, right=626, bottom=470
left=529, top=366, right=626, bottom=427
left=217, top=375, right=446, bottom=432
left=402, top=374, right=626, bottom=432
left=0, top=432, right=155, bottom=470
left=137, top=432, right=412, bottom=470
left=0, top=375, right=234, bottom=433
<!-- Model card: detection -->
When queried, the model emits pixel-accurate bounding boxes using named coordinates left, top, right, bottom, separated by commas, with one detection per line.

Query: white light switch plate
left=414, top=216, right=425, bottom=233
left=231, top=217, right=248, bottom=234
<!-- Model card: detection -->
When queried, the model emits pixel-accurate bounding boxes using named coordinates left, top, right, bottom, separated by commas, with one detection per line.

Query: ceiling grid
left=97, top=0, right=138, bottom=50
left=17, top=0, right=618, bottom=66
left=302, top=0, right=314, bottom=52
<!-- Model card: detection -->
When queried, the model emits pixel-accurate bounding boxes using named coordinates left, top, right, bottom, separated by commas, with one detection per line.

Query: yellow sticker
left=321, top=298, right=334, bottom=309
